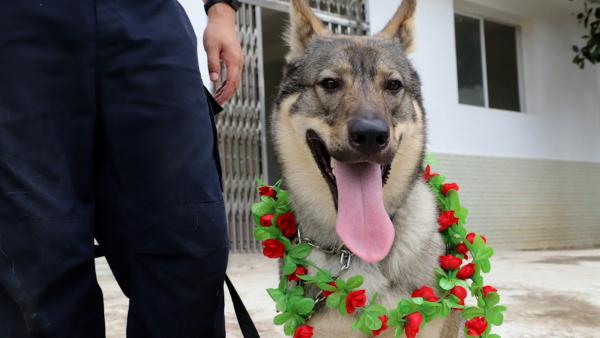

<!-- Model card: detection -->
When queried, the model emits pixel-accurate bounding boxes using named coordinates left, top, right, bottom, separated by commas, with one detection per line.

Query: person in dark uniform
left=0, top=0, right=242, bottom=337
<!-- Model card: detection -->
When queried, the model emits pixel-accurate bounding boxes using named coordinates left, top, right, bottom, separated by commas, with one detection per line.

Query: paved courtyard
left=97, top=249, right=600, bottom=338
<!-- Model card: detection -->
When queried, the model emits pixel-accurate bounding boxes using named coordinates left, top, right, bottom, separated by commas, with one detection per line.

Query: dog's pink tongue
left=334, top=160, right=395, bottom=263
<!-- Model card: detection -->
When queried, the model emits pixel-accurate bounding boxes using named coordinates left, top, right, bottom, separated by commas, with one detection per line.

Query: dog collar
left=251, top=166, right=505, bottom=338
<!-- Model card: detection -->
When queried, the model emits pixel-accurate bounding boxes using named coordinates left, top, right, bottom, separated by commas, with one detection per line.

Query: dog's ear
left=375, top=0, right=416, bottom=53
left=286, top=0, right=329, bottom=61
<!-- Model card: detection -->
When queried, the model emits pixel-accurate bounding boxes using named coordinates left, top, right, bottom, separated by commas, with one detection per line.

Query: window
left=454, top=13, right=522, bottom=112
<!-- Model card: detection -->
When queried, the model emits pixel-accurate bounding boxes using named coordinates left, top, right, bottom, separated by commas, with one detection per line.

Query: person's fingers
left=215, top=61, right=241, bottom=105
left=206, top=45, right=221, bottom=82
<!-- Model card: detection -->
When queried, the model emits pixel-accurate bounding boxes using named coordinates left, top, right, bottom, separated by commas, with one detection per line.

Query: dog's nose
left=348, top=118, right=390, bottom=154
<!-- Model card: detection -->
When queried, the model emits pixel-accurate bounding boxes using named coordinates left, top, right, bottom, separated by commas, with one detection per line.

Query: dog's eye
left=320, top=78, right=341, bottom=91
left=385, top=79, right=403, bottom=92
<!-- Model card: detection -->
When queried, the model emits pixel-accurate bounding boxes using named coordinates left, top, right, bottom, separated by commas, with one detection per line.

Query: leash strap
left=225, top=275, right=261, bottom=338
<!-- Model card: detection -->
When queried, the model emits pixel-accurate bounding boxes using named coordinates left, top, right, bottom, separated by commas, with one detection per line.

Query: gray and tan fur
left=271, top=0, right=463, bottom=336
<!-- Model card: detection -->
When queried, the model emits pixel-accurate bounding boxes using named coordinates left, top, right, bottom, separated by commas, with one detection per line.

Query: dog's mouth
left=306, top=130, right=395, bottom=263
left=306, top=131, right=391, bottom=207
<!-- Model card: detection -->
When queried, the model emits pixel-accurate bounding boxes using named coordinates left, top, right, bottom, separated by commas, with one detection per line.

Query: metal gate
left=218, top=0, right=370, bottom=253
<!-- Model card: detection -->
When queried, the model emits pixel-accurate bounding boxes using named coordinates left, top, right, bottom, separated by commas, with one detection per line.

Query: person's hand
left=203, top=3, right=243, bottom=105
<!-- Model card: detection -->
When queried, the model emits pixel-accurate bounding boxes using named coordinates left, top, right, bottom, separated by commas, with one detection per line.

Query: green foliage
left=352, top=303, right=388, bottom=334
left=571, top=0, right=600, bottom=68
left=254, top=171, right=506, bottom=337
left=267, top=284, right=315, bottom=335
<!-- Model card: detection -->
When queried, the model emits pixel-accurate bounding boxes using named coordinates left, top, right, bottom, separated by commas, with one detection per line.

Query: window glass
left=455, top=14, right=485, bottom=107
left=484, top=20, right=521, bottom=112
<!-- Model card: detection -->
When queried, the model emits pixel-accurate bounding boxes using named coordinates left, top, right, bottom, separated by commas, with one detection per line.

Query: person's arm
left=203, top=1, right=243, bottom=105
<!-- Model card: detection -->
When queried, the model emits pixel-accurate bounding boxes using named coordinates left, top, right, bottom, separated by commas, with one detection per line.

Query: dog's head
left=273, top=0, right=425, bottom=263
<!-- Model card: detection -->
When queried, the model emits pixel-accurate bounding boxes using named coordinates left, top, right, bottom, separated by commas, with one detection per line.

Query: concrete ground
left=97, top=249, right=600, bottom=338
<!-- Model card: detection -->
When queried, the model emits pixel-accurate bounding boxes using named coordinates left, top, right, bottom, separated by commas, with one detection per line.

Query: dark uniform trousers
left=0, top=0, right=229, bottom=337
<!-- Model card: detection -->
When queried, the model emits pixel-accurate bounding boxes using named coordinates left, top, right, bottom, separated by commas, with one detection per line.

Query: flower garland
left=251, top=165, right=506, bottom=338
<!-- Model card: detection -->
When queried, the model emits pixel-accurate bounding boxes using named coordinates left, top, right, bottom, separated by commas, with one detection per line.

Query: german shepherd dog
left=271, top=0, right=463, bottom=336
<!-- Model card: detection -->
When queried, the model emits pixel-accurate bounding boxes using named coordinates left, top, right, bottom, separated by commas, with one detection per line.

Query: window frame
left=454, top=8, right=526, bottom=113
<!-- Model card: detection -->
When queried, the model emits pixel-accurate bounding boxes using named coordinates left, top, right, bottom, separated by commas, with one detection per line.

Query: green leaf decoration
left=253, top=227, right=272, bottom=241
left=439, top=277, right=455, bottom=290
left=317, top=282, right=336, bottom=292
left=485, top=293, right=500, bottom=308
left=335, top=279, right=347, bottom=291
left=366, top=304, right=388, bottom=317
left=428, top=175, right=446, bottom=190
left=294, top=298, right=315, bottom=316
left=363, top=311, right=383, bottom=331
left=434, top=268, right=447, bottom=279
left=326, top=292, right=342, bottom=309
left=338, top=296, right=348, bottom=316
left=267, top=288, right=284, bottom=302
left=253, top=198, right=276, bottom=214
left=420, top=302, right=441, bottom=323
left=289, top=243, right=312, bottom=259
left=486, top=307, right=504, bottom=326
left=447, top=190, right=461, bottom=211
left=282, top=257, right=297, bottom=276
left=315, top=270, right=334, bottom=283
left=462, top=307, right=485, bottom=320
left=455, top=207, right=469, bottom=224
left=254, top=173, right=505, bottom=337
left=424, top=153, right=439, bottom=167
left=289, top=286, right=304, bottom=297
left=298, top=274, right=314, bottom=282
left=276, top=296, right=287, bottom=313
left=346, top=275, right=364, bottom=290
left=283, top=316, right=298, bottom=336
left=479, top=259, right=491, bottom=273
left=394, top=326, right=405, bottom=338
left=274, top=312, right=291, bottom=325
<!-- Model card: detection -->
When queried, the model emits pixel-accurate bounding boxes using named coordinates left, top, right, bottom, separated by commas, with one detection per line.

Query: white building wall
left=371, top=0, right=600, bottom=249
left=371, top=0, right=600, bottom=163
left=178, top=0, right=600, bottom=249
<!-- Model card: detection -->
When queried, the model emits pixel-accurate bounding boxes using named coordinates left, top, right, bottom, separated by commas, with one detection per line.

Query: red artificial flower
left=322, top=282, right=337, bottom=298
left=451, top=286, right=468, bottom=300
left=423, top=165, right=439, bottom=182
left=466, top=233, right=487, bottom=244
left=288, top=266, right=308, bottom=282
left=277, top=212, right=297, bottom=239
left=372, top=315, right=389, bottom=336
left=457, top=263, right=476, bottom=280
left=404, top=312, right=423, bottom=338
left=455, top=243, right=469, bottom=259
left=465, top=317, right=488, bottom=337
left=482, top=285, right=498, bottom=298
left=438, top=211, right=459, bottom=231
left=260, top=214, right=274, bottom=227
left=439, top=255, right=462, bottom=271
left=293, top=325, right=314, bottom=338
left=345, top=290, right=367, bottom=314
left=261, top=239, right=285, bottom=259
left=259, top=186, right=277, bottom=199
left=411, top=286, right=439, bottom=302
left=441, top=183, right=459, bottom=196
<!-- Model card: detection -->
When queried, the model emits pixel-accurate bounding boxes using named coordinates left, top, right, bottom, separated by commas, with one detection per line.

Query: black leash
left=225, top=275, right=261, bottom=338
left=94, top=245, right=260, bottom=338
